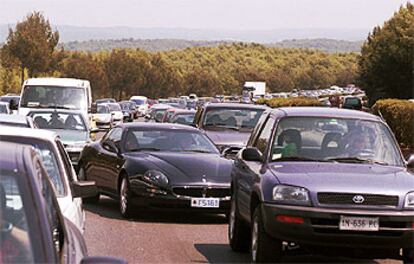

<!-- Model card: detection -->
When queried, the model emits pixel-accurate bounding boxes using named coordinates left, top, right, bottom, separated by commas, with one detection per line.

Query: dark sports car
left=78, top=123, right=233, bottom=217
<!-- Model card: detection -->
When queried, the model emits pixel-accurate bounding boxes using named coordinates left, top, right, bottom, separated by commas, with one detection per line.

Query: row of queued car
left=77, top=98, right=414, bottom=263
left=0, top=78, right=126, bottom=263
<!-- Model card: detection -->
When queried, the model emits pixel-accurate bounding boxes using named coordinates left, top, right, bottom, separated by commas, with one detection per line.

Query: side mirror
left=72, top=181, right=98, bottom=198
left=102, top=141, right=119, bottom=153
left=407, top=154, right=414, bottom=169
left=242, top=147, right=263, bottom=162
left=81, top=256, right=127, bottom=264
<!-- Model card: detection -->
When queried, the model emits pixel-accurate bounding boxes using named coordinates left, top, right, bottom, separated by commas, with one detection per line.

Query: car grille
left=317, top=193, right=399, bottom=207
left=172, top=187, right=230, bottom=198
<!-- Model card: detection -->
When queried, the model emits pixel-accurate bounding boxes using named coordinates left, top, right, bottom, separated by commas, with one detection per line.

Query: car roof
left=204, top=103, right=267, bottom=110
left=273, top=107, right=381, bottom=121
left=0, top=126, right=58, bottom=141
left=119, top=122, right=199, bottom=131
left=0, top=114, right=29, bottom=124
left=24, top=77, right=90, bottom=88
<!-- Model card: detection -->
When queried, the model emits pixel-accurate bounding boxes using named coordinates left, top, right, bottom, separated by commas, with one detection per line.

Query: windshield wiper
left=128, top=147, right=161, bottom=152
left=273, top=156, right=332, bottom=162
left=327, top=157, right=389, bottom=166
left=181, top=149, right=212, bottom=153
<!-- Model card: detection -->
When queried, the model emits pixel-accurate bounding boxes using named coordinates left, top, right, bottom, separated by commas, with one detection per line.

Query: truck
left=243, top=81, right=266, bottom=97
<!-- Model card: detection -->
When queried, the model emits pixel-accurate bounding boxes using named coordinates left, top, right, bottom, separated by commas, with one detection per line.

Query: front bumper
left=261, top=203, right=414, bottom=249
left=129, top=183, right=230, bottom=213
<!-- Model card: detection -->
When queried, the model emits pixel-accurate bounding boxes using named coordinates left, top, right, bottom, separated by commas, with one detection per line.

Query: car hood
left=269, top=162, right=414, bottom=195
left=126, top=151, right=232, bottom=185
left=55, top=130, right=89, bottom=145
left=204, top=130, right=250, bottom=148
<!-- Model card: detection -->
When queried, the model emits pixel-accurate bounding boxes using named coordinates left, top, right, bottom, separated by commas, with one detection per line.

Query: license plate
left=191, top=198, right=220, bottom=208
left=339, top=216, right=379, bottom=231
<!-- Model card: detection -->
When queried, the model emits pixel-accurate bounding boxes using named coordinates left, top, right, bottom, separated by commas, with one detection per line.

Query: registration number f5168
left=191, top=198, right=220, bottom=208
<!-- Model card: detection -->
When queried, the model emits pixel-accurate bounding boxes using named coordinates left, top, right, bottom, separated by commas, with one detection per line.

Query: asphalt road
left=85, top=119, right=401, bottom=264
left=83, top=196, right=401, bottom=264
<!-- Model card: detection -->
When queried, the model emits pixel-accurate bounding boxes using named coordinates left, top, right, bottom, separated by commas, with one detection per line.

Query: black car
left=193, top=103, right=267, bottom=153
left=0, top=141, right=125, bottom=264
left=78, top=123, right=233, bottom=218
left=228, top=107, right=414, bottom=263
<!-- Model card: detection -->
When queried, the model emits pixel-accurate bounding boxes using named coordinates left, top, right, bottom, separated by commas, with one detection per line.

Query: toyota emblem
left=352, top=195, right=365, bottom=204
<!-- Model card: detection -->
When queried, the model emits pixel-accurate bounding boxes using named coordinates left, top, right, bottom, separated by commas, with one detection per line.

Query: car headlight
left=143, top=170, right=169, bottom=188
left=404, top=192, right=414, bottom=209
left=272, top=185, right=311, bottom=206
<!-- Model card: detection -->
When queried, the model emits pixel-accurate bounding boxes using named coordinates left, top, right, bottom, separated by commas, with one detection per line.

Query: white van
left=18, top=78, right=92, bottom=119
left=130, top=95, right=148, bottom=116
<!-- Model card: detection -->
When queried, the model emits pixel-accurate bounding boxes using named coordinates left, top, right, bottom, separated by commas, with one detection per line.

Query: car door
left=98, top=127, right=124, bottom=194
left=236, top=115, right=275, bottom=221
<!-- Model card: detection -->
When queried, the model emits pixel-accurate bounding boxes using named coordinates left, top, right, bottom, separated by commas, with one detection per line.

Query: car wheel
left=78, top=167, right=100, bottom=203
left=119, top=177, right=133, bottom=218
left=251, top=206, right=282, bottom=263
left=228, top=192, right=250, bottom=252
left=403, top=248, right=414, bottom=264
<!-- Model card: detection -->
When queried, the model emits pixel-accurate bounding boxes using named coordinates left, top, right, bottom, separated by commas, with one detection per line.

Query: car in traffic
left=193, top=103, right=267, bottom=153
left=106, top=102, right=124, bottom=126
left=77, top=123, right=233, bottom=218
left=27, top=109, right=97, bottom=169
left=170, top=109, right=196, bottom=126
left=0, top=94, right=20, bottom=113
left=0, top=114, right=37, bottom=128
left=341, top=96, right=363, bottom=110
left=145, top=104, right=173, bottom=123
left=130, top=95, right=148, bottom=116
left=92, top=103, right=114, bottom=130
left=0, top=141, right=124, bottom=264
left=0, top=101, right=11, bottom=114
left=0, top=127, right=97, bottom=233
left=17, top=78, right=92, bottom=120
left=228, top=107, right=414, bottom=263
left=119, top=101, right=136, bottom=122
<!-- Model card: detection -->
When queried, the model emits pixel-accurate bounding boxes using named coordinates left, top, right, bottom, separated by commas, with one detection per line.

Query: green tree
left=358, top=2, right=414, bottom=104
left=0, top=12, right=60, bottom=84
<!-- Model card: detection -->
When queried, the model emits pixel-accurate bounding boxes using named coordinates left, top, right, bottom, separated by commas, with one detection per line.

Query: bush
left=372, top=99, right=414, bottom=148
left=257, top=97, right=321, bottom=108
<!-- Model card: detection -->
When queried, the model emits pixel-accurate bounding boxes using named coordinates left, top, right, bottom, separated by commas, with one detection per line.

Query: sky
left=1, top=0, right=411, bottom=30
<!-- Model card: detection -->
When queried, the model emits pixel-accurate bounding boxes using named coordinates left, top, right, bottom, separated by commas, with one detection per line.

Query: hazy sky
left=1, top=0, right=411, bottom=30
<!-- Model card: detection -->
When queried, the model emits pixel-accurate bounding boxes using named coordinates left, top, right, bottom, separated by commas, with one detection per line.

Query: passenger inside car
left=278, top=129, right=302, bottom=157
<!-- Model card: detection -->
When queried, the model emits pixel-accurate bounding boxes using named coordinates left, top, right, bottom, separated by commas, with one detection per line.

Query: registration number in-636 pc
left=191, top=198, right=220, bottom=208
left=339, top=216, right=379, bottom=231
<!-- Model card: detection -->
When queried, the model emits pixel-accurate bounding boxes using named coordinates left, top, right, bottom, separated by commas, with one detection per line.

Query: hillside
left=60, top=38, right=362, bottom=53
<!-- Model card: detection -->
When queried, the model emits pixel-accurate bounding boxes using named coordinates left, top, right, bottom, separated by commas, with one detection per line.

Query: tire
left=228, top=192, right=250, bottom=252
left=403, top=248, right=414, bottom=264
left=119, top=176, right=133, bottom=218
left=251, top=206, right=282, bottom=263
left=78, top=166, right=100, bottom=203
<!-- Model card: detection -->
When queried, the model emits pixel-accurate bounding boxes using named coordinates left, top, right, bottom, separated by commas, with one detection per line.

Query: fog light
left=276, top=215, right=304, bottom=224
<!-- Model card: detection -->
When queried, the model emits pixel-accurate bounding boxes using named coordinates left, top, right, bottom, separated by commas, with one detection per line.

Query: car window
left=31, top=112, right=86, bottom=131
left=254, top=116, right=275, bottom=154
left=55, top=140, right=76, bottom=183
left=202, top=108, right=264, bottom=131
left=0, top=172, right=35, bottom=263
left=108, top=127, right=123, bottom=143
left=271, top=117, right=404, bottom=166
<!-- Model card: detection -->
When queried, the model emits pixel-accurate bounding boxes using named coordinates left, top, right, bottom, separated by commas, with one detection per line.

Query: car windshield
left=345, top=98, right=360, bottom=105
left=120, top=103, right=130, bottom=110
left=203, top=108, right=264, bottom=131
left=131, top=99, right=145, bottom=105
left=97, top=105, right=110, bottom=114
left=0, top=173, right=35, bottom=263
left=31, top=112, right=86, bottom=131
left=20, top=86, right=86, bottom=110
left=124, top=129, right=219, bottom=153
left=271, top=117, right=404, bottom=167
left=172, top=113, right=195, bottom=125
left=0, top=105, right=8, bottom=113
left=108, top=104, right=121, bottom=111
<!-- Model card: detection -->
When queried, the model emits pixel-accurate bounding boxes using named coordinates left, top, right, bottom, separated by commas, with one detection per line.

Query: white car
left=0, top=102, right=11, bottom=114
left=130, top=95, right=148, bottom=116
left=107, top=102, right=123, bottom=126
left=93, top=103, right=113, bottom=129
left=0, top=127, right=93, bottom=233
